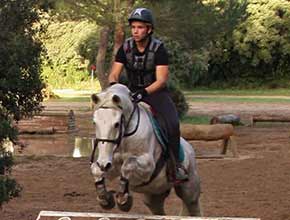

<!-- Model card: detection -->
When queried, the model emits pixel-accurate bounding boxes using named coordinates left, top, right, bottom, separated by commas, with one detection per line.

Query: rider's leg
left=165, top=115, right=189, bottom=183
left=143, top=89, right=189, bottom=183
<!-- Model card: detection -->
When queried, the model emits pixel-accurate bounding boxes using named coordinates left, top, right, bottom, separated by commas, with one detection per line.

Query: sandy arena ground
left=1, top=100, right=290, bottom=220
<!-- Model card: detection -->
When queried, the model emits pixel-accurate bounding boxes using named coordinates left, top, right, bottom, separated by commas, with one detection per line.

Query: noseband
left=90, top=102, right=140, bottom=164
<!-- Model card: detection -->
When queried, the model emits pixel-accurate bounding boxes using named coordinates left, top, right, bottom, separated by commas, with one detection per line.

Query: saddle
left=139, top=102, right=185, bottom=162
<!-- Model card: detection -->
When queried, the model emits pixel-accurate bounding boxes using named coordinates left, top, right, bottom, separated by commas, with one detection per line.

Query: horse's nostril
left=96, top=161, right=112, bottom=171
left=105, top=162, right=112, bottom=171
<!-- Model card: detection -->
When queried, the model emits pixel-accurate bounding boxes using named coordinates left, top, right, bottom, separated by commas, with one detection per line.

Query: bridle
left=90, top=102, right=140, bottom=164
left=91, top=100, right=167, bottom=188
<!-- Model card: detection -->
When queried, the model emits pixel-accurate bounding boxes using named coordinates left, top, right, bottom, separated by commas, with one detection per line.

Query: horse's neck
left=122, top=105, right=161, bottom=157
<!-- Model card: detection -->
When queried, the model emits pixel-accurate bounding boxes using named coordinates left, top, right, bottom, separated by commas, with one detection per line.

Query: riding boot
left=169, top=147, right=189, bottom=184
left=175, top=162, right=189, bottom=183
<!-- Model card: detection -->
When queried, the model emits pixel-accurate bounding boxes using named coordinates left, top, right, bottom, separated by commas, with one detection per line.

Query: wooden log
left=251, top=115, right=290, bottom=126
left=16, top=110, right=76, bottom=134
left=180, top=124, right=234, bottom=141
left=18, top=127, right=56, bottom=135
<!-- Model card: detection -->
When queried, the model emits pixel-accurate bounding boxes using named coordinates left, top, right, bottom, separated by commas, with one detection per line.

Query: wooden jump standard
left=180, top=124, right=238, bottom=158
left=36, top=211, right=260, bottom=220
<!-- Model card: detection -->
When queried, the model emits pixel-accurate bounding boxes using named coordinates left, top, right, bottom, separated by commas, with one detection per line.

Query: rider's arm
left=144, top=65, right=168, bottom=94
left=108, top=62, right=124, bottom=84
left=144, top=44, right=169, bottom=94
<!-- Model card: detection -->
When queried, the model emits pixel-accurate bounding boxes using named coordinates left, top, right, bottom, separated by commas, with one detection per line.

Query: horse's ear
left=112, top=95, right=121, bottom=104
left=91, top=94, right=100, bottom=104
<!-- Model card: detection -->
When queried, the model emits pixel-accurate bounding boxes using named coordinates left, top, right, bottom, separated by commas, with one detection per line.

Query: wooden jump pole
left=250, top=115, right=290, bottom=126
left=180, top=124, right=238, bottom=158
left=36, top=211, right=260, bottom=220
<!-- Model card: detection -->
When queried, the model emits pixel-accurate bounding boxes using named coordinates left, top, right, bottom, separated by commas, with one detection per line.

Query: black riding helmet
left=128, top=8, right=154, bottom=28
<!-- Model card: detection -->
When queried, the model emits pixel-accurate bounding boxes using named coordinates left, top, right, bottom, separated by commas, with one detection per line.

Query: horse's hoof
left=98, top=191, right=115, bottom=210
left=116, top=193, right=133, bottom=212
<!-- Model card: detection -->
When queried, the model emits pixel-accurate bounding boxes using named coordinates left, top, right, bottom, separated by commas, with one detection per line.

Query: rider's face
left=131, top=21, right=152, bottom=42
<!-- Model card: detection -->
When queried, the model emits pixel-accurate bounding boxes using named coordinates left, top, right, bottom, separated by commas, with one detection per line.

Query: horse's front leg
left=116, top=176, right=133, bottom=212
left=91, top=163, right=115, bottom=209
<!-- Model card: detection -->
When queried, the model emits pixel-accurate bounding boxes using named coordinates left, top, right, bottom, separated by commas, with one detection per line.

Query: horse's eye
left=114, top=122, right=120, bottom=128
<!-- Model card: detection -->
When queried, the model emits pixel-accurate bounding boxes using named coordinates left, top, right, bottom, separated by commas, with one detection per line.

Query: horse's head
left=91, top=84, right=134, bottom=175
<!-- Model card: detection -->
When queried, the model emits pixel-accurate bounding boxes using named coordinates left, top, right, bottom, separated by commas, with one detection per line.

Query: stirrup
left=174, top=165, right=189, bottom=184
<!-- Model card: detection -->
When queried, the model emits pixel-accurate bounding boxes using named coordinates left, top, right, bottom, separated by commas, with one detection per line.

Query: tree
left=134, top=0, right=247, bottom=87
left=0, top=0, right=44, bottom=207
left=45, top=0, right=135, bottom=89
left=206, top=0, right=290, bottom=87
left=42, top=0, right=190, bottom=113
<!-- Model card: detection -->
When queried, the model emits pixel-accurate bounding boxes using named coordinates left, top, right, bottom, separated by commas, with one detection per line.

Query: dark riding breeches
left=142, top=89, right=181, bottom=162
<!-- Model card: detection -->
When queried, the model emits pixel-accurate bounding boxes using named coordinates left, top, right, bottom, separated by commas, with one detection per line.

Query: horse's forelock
left=106, top=84, right=132, bottom=109
left=108, top=84, right=131, bottom=97
left=93, top=88, right=130, bottom=110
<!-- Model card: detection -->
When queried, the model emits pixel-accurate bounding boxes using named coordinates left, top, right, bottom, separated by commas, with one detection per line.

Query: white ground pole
left=37, top=211, right=260, bottom=220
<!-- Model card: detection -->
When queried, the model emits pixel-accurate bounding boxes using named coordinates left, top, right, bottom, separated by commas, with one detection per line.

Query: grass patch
left=183, top=88, right=290, bottom=96
left=46, top=96, right=91, bottom=102
left=188, top=96, right=290, bottom=103
left=181, top=115, right=210, bottom=124
left=44, top=89, right=94, bottom=102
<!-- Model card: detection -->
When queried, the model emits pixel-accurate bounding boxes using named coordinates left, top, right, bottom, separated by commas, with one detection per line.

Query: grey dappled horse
left=90, top=84, right=201, bottom=216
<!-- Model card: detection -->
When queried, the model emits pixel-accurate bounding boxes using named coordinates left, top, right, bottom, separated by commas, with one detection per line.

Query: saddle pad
left=143, top=106, right=185, bottom=162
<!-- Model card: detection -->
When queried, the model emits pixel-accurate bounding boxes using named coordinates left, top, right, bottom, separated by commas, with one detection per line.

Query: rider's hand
left=109, top=82, right=117, bottom=86
left=131, top=88, right=148, bottom=102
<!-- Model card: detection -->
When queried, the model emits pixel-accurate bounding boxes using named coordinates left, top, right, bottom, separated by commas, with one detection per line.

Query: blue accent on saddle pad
left=145, top=109, right=185, bottom=162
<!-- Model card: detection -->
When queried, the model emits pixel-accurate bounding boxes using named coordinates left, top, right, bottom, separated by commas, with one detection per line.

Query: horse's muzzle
left=97, top=161, right=112, bottom=172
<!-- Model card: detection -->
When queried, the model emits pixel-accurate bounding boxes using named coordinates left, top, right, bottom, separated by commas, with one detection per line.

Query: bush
left=168, top=83, right=189, bottom=119
left=0, top=0, right=44, bottom=206
left=41, top=20, right=98, bottom=89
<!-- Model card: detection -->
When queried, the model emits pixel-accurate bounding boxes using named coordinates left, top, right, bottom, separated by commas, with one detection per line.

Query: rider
left=108, top=8, right=188, bottom=183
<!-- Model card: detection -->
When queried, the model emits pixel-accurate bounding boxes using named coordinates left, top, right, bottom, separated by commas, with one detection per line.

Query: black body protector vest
left=123, top=37, right=162, bottom=91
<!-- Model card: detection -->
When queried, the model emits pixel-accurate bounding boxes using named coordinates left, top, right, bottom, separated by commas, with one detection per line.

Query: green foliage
left=0, top=0, right=44, bottom=206
left=141, top=0, right=247, bottom=50
left=157, top=37, right=207, bottom=88
left=234, top=0, right=290, bottom=66
left=77, top=29, right=100, bottom=64
left=160, top=37, right=194, bottom=87
left=41, top=20, right=99, bottom=89
left=0, top=145, right=22, bottom=207
left=167, top=83, right=189, bottom=119
left=206, top=0, right=290, bottom=88
left=41, top=0, right=290, bottom=90
left=181, top=115, right=211, bottom=124
left=0, top=1, right=44, bottom=120
left=138, top=0, right=247, bottom=89
left=0, top=173, right=22, bottom=208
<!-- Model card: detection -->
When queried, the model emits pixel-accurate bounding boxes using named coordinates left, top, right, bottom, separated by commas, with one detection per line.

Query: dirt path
left=1, top=100, right=290, bottom=220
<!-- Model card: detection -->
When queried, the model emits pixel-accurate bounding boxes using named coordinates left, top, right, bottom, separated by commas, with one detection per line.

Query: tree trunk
left=96, top=26, right=110, bottom=90
left=112, top=0, right=135, bottom=58
left=112, top=0, right=125, bottom=61
left=112, top=23, right=124, bottom=58
left=96, top=0, right=135, bottom=89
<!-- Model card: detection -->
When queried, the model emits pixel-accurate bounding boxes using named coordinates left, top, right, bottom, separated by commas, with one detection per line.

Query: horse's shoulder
left=138, top=102, right=151, bottom=112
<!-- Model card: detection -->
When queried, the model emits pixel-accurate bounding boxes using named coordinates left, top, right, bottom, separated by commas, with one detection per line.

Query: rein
left=90, top=102, right=140, bottom=164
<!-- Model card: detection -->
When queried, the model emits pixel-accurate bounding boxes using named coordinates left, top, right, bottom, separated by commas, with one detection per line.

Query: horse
left=90, top=83, right=201, bottom=216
